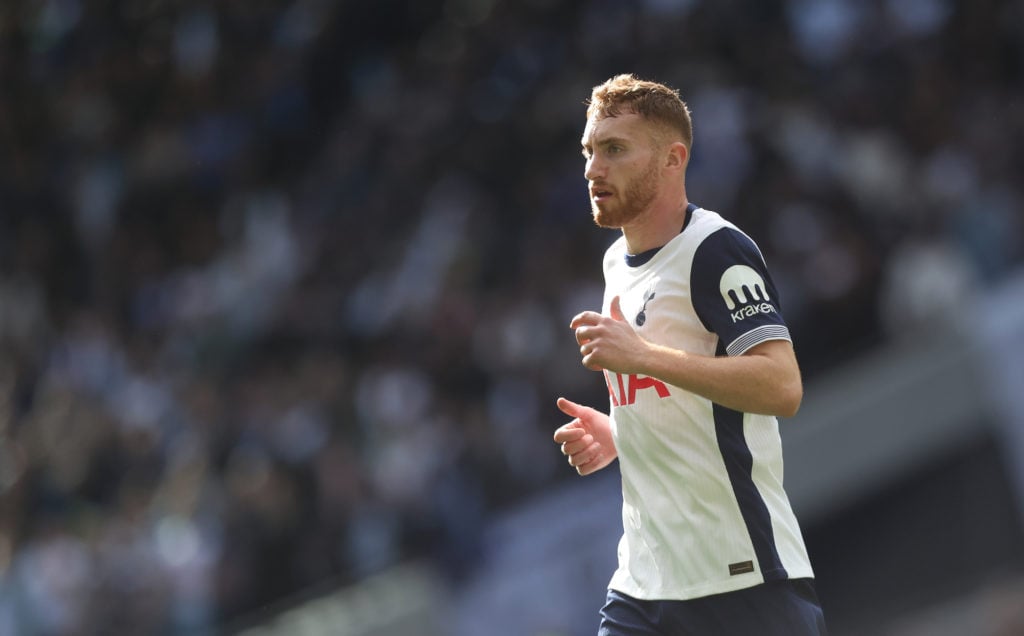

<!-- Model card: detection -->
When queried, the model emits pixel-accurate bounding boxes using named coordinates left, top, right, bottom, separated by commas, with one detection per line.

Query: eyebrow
left=581, top=135, right=630, bottom=153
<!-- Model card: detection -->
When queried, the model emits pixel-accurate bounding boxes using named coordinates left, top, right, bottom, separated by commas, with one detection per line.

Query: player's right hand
left=554, top=397, right=617, bottom=476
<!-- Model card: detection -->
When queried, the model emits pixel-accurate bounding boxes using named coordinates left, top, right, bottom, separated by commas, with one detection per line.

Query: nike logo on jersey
left=719, top=265, right=776, bottom=323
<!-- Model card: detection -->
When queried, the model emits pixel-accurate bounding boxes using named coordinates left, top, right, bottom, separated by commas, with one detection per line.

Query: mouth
left=590, top=187, right=614, bottom=202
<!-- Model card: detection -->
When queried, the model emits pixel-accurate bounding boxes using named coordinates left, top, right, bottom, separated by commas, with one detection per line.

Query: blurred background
left=1, top=0, right=1023, bottom=634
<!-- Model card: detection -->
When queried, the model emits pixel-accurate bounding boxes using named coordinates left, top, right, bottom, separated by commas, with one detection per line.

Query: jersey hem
left=609, top=572, right=764, bottom=602
left=609, top=565, right=815, bottom=602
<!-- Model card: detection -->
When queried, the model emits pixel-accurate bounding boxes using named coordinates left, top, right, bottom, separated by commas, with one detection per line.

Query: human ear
left=666, top=142, right=688, bottom=169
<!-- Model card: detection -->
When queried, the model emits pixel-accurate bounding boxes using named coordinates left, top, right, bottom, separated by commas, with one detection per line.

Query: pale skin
left=555, top=110, right=803, bottom=476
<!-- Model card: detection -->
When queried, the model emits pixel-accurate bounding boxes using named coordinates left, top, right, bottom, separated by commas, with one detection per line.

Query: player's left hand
left=570, top=296, right=646, bottom=373
left=553, top=397, right=616, bottom=476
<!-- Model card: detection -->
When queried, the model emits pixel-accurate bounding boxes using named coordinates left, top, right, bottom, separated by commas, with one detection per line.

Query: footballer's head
left=581, top=75, right=693, bottom=229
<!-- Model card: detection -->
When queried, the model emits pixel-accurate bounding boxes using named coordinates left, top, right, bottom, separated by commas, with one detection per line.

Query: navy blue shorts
left=598, top=579, right=828, bottom=636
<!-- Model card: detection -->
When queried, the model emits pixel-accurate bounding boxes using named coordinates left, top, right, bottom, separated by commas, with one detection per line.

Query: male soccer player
left=554, top=74, right=827, bottom=635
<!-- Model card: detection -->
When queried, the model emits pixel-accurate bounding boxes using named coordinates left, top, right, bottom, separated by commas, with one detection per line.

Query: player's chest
left=607, top=270, right=707, bottom=343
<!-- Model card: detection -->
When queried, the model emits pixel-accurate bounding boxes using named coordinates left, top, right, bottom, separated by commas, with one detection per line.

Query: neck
left=621, top=197, right=690, bottom=254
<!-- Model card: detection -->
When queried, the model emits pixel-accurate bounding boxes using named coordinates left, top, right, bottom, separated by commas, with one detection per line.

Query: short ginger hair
left=586, top=74, right=693, bottom=151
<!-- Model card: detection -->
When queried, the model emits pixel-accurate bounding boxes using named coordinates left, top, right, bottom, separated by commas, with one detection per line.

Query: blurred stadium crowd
left=0, top=0, right=1021, bottom=633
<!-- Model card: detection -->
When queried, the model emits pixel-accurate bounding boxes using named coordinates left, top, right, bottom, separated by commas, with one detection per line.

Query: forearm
left=572, top=303, right=803, bottom=417
left=630, top=340, right=803, bottom=417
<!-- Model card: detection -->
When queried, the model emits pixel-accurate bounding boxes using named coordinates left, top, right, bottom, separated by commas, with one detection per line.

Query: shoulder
left=689, top=207, right=734, bottom=235
left=689, top=210, right=766, bottom=271
left=686, top=209, right=788, bottom=347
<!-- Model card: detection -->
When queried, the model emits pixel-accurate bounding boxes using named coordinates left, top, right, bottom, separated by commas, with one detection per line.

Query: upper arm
left=742, top=338, right=799, bottom=373
left=742, top=338, right=803, bottom=415
left=690, top=227, right=791, bottom=357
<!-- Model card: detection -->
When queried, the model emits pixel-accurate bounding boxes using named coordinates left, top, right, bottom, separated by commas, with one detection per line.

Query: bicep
left=742, top=338, right=803, bottom=413
left=742, top=338, right=799, bottom=372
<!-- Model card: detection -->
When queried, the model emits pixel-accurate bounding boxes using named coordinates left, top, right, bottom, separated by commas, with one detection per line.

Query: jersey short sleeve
left=690, top=227, right=790, bottom=357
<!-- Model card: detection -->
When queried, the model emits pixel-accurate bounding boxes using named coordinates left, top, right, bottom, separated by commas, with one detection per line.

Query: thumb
left=609, top=295, right=626, bottom=322
left=556, top=396, right=583, bottom=418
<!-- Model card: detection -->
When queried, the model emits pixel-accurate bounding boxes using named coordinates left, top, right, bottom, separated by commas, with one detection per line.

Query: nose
left=584, top=153, right=603, bottom=181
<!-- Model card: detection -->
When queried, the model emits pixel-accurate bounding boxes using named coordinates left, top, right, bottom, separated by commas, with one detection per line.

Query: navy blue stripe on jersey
left=712, top=399, right=789, bottom=582
left=690, top=227, right=788, bottom=355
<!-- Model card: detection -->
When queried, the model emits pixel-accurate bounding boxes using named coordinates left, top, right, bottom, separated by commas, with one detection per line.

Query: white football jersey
left=603, top=204, right=814, bottom=601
